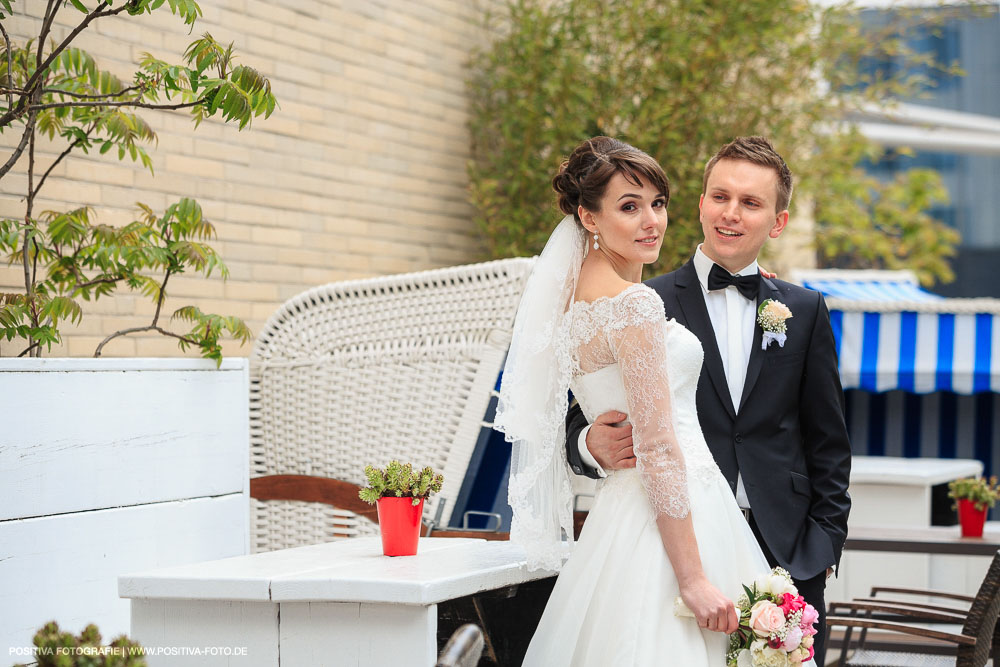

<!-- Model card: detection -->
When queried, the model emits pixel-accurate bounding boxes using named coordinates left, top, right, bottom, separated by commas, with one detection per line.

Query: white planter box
left=0, top=358, right=250, bottom=656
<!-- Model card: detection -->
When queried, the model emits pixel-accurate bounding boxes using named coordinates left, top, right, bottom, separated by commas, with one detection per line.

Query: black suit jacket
left=565, top=259, right=852, bottom=580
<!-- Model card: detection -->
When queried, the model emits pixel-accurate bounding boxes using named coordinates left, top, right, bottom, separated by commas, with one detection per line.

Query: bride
left=494, top=137, right=791, bottom=665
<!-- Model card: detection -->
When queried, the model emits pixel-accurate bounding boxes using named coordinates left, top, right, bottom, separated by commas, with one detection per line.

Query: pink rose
left=782, top=626, right=804, bottom=651
left=749, top=600, right=786, bottom=637
left=799, top=603, right=819, bottom=633
left=780, top=593, right=806, bottom=615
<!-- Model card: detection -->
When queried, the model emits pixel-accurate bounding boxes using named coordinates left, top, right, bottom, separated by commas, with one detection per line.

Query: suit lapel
left=673, top=261, right=736, bottom=420
left=738, top=275, right=776, bottom=412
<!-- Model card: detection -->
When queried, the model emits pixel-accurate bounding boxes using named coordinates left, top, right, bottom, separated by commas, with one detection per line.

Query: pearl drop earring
left=593, top=233, right=599, bottom=250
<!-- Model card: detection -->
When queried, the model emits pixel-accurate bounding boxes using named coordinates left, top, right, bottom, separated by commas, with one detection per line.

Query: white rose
left=768, top=573, right=797, bottom=596
left=737, top=649, right=753, bottom=667
left=759, top=646, right=793, bottom=667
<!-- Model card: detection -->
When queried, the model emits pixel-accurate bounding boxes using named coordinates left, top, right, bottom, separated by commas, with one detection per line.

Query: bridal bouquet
left=727, top=567, right=818, bottom=666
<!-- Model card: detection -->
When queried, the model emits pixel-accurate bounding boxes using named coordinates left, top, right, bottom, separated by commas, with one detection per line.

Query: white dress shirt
left=577, top=247, right=757, bottom=510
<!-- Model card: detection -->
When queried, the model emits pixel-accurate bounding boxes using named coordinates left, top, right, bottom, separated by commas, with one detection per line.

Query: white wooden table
left=847, top=456, right=982, bottom=526
left=119, top=537, right=554, bottom=666
left=829, top=455, right=985, bottom=603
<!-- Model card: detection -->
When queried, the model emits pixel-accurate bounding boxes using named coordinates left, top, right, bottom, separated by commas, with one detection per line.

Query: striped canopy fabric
left=795, top=270, right=1000, bottom=395
left=844, top=389, right=1000, bottom=474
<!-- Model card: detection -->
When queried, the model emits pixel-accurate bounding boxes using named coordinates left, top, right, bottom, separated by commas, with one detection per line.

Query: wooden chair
left=826, top=549, right=1000, bottom=666
left=248, top=258, right=534, bottom=552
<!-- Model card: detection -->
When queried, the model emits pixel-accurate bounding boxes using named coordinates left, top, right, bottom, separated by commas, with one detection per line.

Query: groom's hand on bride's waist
left=587, top=411, right=637, bottom=471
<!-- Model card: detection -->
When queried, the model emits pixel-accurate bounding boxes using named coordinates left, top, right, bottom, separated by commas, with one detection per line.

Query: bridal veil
left=494, top=215, right=586, bottom=571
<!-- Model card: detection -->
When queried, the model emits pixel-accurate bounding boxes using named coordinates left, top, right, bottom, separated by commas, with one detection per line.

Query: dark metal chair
left=826, top=549, right=1000, bottom=666
left=436, top=624, right=485, bottom=667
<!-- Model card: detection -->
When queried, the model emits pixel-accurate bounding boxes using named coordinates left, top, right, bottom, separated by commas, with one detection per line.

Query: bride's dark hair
left=552, top=136, right=670, bottom=223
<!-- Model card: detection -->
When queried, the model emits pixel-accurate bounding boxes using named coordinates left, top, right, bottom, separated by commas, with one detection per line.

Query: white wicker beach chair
left=248, top=258, right=534, bottom=553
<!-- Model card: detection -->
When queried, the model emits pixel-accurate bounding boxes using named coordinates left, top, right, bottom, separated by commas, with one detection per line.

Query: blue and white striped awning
left=794, top=270, right=1000, bottom=395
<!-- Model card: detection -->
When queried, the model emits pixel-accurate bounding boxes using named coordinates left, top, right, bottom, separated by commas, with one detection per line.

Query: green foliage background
left=467, top=0, right=971, bottom=284
left=0, top=0, right=275, bottom=359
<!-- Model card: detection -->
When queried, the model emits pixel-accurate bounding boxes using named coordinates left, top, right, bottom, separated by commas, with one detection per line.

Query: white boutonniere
left=757, top=299, right=792, bottom=350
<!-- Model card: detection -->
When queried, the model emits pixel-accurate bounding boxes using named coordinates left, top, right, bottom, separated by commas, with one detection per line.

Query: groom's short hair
left=702, top=136, right=793, bottom=213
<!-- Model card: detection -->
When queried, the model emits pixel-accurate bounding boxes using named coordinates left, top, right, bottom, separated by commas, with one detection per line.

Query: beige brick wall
left=0, top=0, right=497, bottom=358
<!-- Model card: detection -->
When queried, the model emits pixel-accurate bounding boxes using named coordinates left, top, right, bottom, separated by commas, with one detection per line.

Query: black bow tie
left=707, top=263, right=760, bottom=300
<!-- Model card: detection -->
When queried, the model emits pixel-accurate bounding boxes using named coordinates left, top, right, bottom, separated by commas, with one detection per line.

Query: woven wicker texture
left=843, top=550, right=1000, bottom=667
left=249, top=258, right=535, bottom=553
left=250, top=499, right=380, bottom=552
left=846, top=649, right=960, bottom=666
left=957, top=549, right=1000, bottom=667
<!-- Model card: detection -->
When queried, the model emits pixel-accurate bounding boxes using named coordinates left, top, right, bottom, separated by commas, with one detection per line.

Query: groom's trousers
left=747, top=511, right=829, bottom=666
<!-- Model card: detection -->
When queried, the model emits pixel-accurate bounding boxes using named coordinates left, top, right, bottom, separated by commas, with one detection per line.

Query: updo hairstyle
left=552, top=136, right=670, bottom=224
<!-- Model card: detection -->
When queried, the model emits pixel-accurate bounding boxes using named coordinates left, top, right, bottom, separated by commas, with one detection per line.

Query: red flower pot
left=376, top=497, right=424, bottom=556
left=958, top=498, right=988, bottom=538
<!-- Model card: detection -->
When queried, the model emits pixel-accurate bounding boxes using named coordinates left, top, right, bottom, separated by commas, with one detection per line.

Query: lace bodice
left=566, top=283, right=722, bottom=518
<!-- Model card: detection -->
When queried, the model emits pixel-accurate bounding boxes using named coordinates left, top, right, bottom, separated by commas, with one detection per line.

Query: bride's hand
left=679, top=577, right=738, bottom=634
left=760, top=266, right=777, bottom=280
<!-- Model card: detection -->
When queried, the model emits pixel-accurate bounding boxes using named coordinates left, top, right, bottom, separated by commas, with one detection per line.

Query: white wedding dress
left=521, top=283, right=772, bottom=667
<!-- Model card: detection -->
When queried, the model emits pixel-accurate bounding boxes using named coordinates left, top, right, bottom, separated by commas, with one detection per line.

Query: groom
left=564, top=136, right=851, bottom=665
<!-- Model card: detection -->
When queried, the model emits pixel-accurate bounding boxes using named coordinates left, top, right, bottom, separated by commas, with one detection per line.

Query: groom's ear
left=768, top=210, right=789, bottom=239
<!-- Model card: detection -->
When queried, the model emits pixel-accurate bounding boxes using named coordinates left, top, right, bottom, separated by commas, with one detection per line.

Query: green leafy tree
left=467, top=0, right=977, bottom=284
left=0, top=0, right=276, bottom=360
left=806, top=132, right=960, bottom=280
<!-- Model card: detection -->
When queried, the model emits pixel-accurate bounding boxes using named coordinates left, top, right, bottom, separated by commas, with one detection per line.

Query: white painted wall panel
left=0, top=358, right=250, bottom=656
left=0, top=494, right=249, bottom=657
left=130, top=599, right=277, bottom=667
left=0, top=358, right=249, bottom=521
left=280, top=601, right=437, bottom=667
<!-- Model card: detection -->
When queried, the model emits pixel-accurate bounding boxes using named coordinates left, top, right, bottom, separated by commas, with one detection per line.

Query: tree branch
left=74, top=275, right=123, bottom=292
left=33, top=120, right=96, bottom=196
left=34, top=138, right=82, bottom=195
left=95, top=325, right=198, bottom=358
left=38, top=0, right=60, bottom=70
left=93, top=264, right=182, bottom=357
left=151, top=269, right=173, bottom=327
left=0, top=2, right=131, bottom=129
left=17, top=341, right=40, bottom=357
left=30, top=98, right=203, bottom=112
left=20, top=111, right=38, bottom=302
left=0, top=117, right=33, bottom=180
left=40, top=84, right=145, bottom=100
left=0, top=21, right=12, bottom=112
left=27, top=121, right=40, bottom=357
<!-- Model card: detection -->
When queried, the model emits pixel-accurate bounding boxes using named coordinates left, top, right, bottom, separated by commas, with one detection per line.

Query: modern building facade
left=852, top=5, right=1000, bottom=296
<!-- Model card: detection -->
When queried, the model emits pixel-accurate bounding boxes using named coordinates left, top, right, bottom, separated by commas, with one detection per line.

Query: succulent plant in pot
left=948, top=476, right=1000, bottom=537
left=14, top=620, right=146, bottom=666
left=359, top=460, right=443, bottom=556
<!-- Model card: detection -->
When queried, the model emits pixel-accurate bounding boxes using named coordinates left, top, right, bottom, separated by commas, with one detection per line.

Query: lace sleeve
left=607, top=289, right=690, bottom=519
